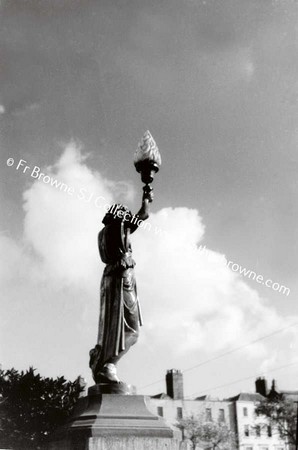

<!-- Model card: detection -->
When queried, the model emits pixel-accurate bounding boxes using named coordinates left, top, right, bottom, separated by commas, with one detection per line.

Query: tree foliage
left=0, top=367, right=83, bottom=450
left=255, top=397, right=297, bottom=445
left=176, top=413, right=236, bottom=449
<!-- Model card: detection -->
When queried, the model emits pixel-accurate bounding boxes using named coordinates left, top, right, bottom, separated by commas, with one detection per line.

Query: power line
left=140, top=321, right=298, bottom=390
left=186, top=360, right=298, bottom=399
left=183, top=321, right=298, bottom=374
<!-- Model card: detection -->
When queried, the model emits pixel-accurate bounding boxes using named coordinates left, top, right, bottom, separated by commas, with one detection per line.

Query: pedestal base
left=48, top=386, right=179, bottom=450
left=49, top=435, right=178, bottom=450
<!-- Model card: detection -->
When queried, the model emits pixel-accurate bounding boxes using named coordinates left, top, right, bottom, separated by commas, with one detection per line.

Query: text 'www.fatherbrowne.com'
left=198, top=245, right=290, bottom=297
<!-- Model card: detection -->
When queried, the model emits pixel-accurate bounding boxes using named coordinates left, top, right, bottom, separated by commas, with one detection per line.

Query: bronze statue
left=89, top=190, right=153, bottom=383
left=89, top=131, right=161, bottom=385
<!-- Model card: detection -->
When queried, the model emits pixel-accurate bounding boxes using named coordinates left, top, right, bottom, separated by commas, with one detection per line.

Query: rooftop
left=226, top=393, right=265, bottom=402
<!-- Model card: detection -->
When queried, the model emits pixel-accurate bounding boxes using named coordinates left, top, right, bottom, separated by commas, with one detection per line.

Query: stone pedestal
left=48, top=384, right=179, bottom=450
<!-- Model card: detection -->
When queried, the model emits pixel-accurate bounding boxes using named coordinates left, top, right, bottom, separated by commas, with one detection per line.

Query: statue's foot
left=97, top=363, right=120, bottom=384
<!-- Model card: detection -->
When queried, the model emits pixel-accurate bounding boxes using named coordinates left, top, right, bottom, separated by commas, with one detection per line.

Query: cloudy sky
left=0, top=0, right=298, bottom=398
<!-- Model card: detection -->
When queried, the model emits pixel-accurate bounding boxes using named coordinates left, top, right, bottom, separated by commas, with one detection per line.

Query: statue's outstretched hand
left=143, top=185, right=154, bottom=203
left=132, top=186, right=153, bottom=226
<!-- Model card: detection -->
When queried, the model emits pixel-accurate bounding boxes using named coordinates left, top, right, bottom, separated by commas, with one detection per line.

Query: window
left=177, top=407, right=183, bottom=419
left=205, top=408, right=212, bottom=421
left=157, top=406, right=163, bottom=417
left=255, top=425, right=261, bottom=437
left=245, top=447, right=253, bottom=450
left=244, top=425, right=249, bottom=437
left=267, top=425, right=272, bottom=437
left=218, top=409, right=225, bottom=422
left=243, top=407, right=248, bottom=416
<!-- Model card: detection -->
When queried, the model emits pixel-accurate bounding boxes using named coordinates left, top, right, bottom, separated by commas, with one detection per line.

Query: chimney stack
left=166, top=369, right=184, bottom=400
left=255, top=377, right=268, bottom=397
left=271, top=379, right=277, bottom=392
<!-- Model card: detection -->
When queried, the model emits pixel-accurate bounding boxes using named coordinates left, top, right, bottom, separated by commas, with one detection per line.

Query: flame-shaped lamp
left=134, top=131, right=161, bottom=187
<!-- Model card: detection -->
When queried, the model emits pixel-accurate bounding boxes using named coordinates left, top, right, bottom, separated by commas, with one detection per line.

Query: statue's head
left=102, top=204, right=132, bottom=225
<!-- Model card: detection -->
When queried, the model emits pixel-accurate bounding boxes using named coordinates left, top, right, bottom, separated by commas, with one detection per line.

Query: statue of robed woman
left=89, top=189, right=153, bottom=384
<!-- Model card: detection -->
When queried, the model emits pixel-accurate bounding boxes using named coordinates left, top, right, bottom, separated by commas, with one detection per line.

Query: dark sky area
left=1, top=0, right=297, bottom=395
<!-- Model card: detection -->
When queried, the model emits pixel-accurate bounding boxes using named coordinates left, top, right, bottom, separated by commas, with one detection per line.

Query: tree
left=255, top=397, right=296, bottom=445
left=0, top=367, right=84, bottom=450
left=176, top=413, right=236, bottom=449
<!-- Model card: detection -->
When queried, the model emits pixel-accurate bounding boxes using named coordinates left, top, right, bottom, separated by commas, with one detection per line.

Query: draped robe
left=90, top=219, right=142, bottom=379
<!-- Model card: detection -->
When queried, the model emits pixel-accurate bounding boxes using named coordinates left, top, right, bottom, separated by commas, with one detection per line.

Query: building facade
left=227, top=393, right=286, bottom=450
left=147, top=370, right=289, bottom=450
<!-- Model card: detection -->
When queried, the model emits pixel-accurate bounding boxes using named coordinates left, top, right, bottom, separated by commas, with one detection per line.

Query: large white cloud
left=0, top=143, right=296, bottom=394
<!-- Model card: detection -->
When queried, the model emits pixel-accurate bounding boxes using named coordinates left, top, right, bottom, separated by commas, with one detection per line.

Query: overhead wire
left=140, top=321, right=298, bottom=390
left=186, top=360, right=298, bottom=399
